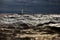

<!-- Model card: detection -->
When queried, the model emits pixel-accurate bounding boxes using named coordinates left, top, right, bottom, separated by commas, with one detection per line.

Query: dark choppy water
left=0, top=0, right=60, bottom=13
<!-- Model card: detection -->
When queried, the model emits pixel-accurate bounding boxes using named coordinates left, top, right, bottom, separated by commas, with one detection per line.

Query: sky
left=0, top=0, right=60, bottom=13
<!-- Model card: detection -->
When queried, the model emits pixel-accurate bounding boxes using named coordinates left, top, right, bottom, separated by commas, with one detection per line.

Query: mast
left=21, top=8, right=24, bottom=14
